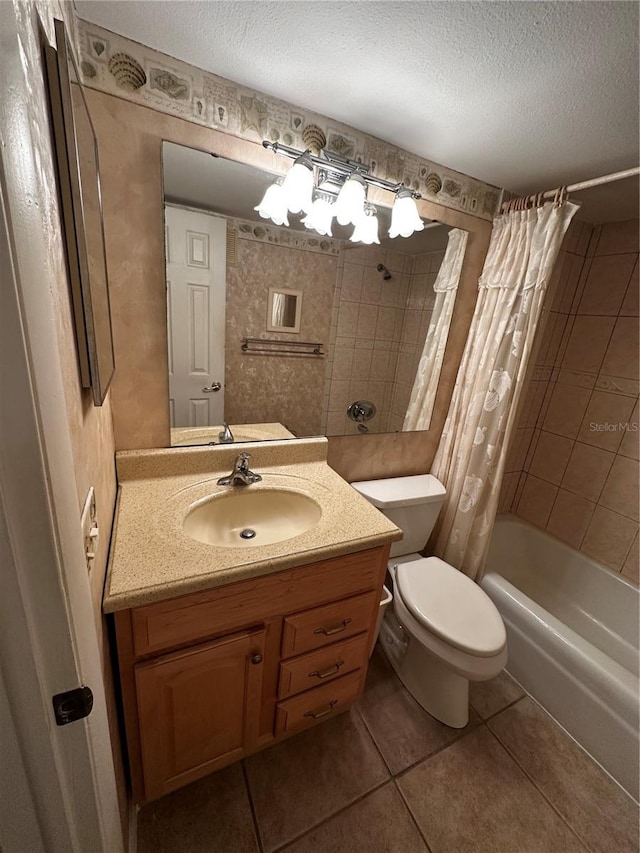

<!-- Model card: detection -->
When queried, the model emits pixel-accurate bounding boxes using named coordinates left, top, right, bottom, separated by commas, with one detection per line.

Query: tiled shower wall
left=322, top=245, right=411, bottom=436
left=500, top=218, right=639, bottom=584
left=388, top=249, right=445, bottom=431
left=322, top=245, right=445, bottom=436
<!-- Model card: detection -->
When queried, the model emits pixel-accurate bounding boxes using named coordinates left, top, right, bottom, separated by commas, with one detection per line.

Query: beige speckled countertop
left=104, top=437, right=401, bottom=612
left=170, top=422, right=295, bottom=446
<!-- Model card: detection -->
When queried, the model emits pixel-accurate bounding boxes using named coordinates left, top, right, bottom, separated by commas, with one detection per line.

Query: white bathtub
left=482, top=515, right=639, bottom=800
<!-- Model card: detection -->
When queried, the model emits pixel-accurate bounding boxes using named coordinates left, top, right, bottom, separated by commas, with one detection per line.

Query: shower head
left=377, top=263, right=392, bottom=281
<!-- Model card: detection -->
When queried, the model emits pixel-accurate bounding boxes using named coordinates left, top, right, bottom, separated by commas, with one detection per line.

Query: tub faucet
left=218, top=422, right=234, bottom=443
left=217, top=452, right=262, bottom=486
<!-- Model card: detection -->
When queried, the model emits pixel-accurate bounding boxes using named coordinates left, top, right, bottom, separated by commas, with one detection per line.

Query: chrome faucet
left=218, top=422, right=234, bottom=444
left=217, top=452, right=262, bottom=486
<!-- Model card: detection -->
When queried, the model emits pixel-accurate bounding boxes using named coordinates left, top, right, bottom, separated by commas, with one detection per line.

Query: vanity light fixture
left=350, top=203, right=380, bottom=245
left=280, top=150, right=314, bottom=214
left=254, top=179, right=289, bottom=226
left=389, top=187, right=425, bottom=238
left=334, top=171, right=367, bottom=226
left=301, top=195, right=335, bottom=236
left=260, top=136, right=425, bottom=243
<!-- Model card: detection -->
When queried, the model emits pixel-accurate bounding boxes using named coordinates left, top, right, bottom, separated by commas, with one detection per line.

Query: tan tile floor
left=138, top=650, right=639, bottom=853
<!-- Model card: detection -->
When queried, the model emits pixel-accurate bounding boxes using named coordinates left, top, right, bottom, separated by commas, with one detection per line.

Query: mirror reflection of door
left=165, top=204, right=226, bottom=427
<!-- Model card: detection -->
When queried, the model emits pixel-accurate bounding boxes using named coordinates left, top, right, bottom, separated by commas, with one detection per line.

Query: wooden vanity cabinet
left=135, top=628, right=265, bottom=801
left=113, top=544, right=389, bottom=803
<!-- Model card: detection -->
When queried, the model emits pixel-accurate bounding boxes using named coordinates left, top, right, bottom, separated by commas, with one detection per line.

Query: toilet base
left=379, top=610, right=470, bottom=728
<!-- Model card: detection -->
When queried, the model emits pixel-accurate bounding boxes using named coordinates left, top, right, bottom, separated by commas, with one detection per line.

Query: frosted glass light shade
left=301, top=198, right=334, bottom=236
left=350, top=210, right=380, bottom=244
left=281, top=160, right=314, bottom=214
left=334, top=173, right=366, bottom=226
left=254, top=183, right=289, bottom=226
left=389, top=190, right=425, bottom=238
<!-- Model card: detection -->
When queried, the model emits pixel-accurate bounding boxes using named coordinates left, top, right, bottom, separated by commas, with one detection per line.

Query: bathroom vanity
left=104, top=438, right=400, bottom=804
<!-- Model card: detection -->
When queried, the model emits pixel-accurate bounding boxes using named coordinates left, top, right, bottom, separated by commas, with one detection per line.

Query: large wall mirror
left=162, top=141, right=468, bottom=447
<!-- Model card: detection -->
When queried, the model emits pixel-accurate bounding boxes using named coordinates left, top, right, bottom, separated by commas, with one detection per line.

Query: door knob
left=202, top=381, right=222, bottom=392
left=251, top=653, right=263, bottom=665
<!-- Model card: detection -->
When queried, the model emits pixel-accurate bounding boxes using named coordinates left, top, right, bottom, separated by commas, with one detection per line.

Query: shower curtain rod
left=501, top=166, right=639, bottom=212
left=543, top=166, right=640, bottom=200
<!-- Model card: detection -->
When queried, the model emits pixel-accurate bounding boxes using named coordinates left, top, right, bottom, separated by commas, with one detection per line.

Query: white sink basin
left=182, top=488, right=322, bottom=547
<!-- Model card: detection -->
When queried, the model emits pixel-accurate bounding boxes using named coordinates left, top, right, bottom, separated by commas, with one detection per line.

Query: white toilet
left=352, top=474, right=507, bottom=728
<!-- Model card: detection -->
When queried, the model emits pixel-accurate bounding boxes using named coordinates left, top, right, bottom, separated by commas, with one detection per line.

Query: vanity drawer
left=281, top=591, right=378, bottom=659
left=275, top=669, right=362, bottom=736
left=130, top=548, right=385, bottom=658
left=278, top=632, right=369, bottom=700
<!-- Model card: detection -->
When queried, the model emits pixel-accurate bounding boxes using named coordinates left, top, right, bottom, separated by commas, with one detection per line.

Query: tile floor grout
left=136, top=650, right=638, bottom=853
left=497, top=677, right=639, bottom=806
left=354, top=675, right=483, bottom=778
left=268, top=778, right=391, bottom=853
left=471, top=691, right=527, bottom=723
left=248, top=695, right=527, bottom=852
left=485, top=722, right=595, bottom=853
left=244, top=681, right=571, bottom=851
left=392, top=777, right=434, bottom=853
left=241, top=759, right=265, bottom=853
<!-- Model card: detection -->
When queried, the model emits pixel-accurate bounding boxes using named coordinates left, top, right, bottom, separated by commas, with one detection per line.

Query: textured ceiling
left=76, top=1, right=639, bottom=209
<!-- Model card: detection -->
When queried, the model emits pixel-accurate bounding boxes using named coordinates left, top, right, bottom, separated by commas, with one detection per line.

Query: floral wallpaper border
left=229, top=216, right=341, bottom=256
left=75, top=18, right=502, bottom=222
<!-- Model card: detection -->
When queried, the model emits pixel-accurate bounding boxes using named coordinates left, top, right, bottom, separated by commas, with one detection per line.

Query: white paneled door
left=165, top=205, right=227, bottom=427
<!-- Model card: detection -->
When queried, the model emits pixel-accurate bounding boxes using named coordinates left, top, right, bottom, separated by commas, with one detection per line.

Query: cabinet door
left=136, top=627, right=265, bottom=801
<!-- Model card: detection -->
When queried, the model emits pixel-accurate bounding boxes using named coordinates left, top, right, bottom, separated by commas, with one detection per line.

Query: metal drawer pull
left=308, top=660, right=344, bottom=680
left=304, top=699, right=338, bottom=720
left=314, top=618, right=352, bottom=637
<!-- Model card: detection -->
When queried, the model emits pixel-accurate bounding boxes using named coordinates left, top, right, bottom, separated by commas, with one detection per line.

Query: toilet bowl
left=352, top=475, right=507, bottom=728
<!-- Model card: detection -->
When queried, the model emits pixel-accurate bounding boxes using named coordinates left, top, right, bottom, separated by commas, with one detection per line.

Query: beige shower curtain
left=404, top=228, right=469, bottom=431
left=431, top=199, right=579, bottom=579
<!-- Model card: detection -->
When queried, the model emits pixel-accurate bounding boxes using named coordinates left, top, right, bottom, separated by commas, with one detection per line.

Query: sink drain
left=240, top=528, right=256, bottom=540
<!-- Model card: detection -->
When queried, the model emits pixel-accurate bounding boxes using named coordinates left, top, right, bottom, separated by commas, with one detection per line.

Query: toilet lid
left=396, top=557, right=506, bottom=657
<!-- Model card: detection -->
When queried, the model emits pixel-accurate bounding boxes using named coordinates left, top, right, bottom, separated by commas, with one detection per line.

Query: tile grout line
left=483, top=724, right=596, bottom=853
left=392, top=777, right=434, bottom=853
left=241, top=760, right=265, bottom=853
left=391, top=720, right=484, bottom=783
left=469, top=692, right=526, bottom=724
left=266, top=701, right=394, bottom=853
left=352, top=703, right=396, bottom=776
left=269, top=777, right=392, bottom=853
left=355, top=686, right=482, bottom=780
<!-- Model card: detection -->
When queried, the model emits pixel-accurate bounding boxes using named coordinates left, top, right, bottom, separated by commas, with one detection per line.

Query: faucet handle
left=236, top=451, right=251, bottom=470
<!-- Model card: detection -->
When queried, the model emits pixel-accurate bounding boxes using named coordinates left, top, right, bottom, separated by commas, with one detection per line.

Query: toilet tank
left=352, top=475, right=447, bottom=557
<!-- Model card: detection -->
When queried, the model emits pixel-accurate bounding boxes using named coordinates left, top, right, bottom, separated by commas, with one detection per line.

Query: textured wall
left=225, top=238, right=336, bottom=436
left=86, top=88, right=493, bottom=481
left=4, top=0, right=125, bottom=841
left=501, top=218, right=639, bottom=584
